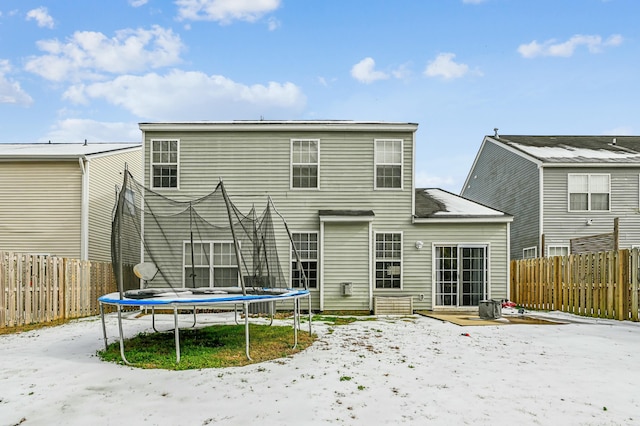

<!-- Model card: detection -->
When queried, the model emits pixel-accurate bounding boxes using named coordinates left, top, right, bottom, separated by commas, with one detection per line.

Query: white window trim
left=150, top=138, right=180, bottom=190
left=546, top=245, right=570, bottom=258
left=290, top=139, right=320, bottom=190
left=290, top=230, right=319, bottom=289
left=567, top=173, right=611, bottom=212
left=182, top=240, right=238, bottom=287
left=432, top=243, right=489, bottom=308
left=522, top=246, right=537, bottom=259
left=374, top=139, right=404, bottom=190
left=374, top=231, right=403, bottom=290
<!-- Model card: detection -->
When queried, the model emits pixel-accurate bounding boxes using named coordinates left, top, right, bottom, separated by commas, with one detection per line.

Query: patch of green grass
left=312, top=315, right=377, bottom=325
left=340, top=376, right=352, bottom=382
left=98, top=324, right=315, bottom=370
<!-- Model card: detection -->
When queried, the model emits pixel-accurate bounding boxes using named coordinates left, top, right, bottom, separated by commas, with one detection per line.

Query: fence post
left=631, top=249, right=639, bottom=322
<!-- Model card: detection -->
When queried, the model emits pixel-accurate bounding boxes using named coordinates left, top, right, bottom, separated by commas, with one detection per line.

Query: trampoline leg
left=100, top=302, right=108, bottom=351
left=269, top=301, right=274, bottom=326
left=244, top=302, right=252, bottom=360
left=152, top=306, right=158, bottom=332
left=308, top=293, right=312, bottom=334
left=293, top=298, right=298, bottom=349
left=191, top=306, right=197, bottom=328
left=117, top=305, right=131, bottom=365
left=174, top=306, right=181, bottom=363
left=234, top=304, right=239, bottom=325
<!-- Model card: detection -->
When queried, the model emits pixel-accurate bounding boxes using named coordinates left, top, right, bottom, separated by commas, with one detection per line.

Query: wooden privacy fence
left=0, top=251, right=119, bottom=329
left=510, top=249, right=640, bottom=321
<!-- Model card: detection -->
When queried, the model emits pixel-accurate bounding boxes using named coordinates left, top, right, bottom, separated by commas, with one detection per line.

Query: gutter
left=79, top=156, right=89, bottom=260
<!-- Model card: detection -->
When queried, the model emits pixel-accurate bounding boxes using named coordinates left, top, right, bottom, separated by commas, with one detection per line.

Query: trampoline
left=99, top=287, right=311, bottom=364
left=100, top=169, right=315, bottom=365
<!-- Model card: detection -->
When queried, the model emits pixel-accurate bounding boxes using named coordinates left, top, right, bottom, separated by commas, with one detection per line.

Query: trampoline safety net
left=111, top=169, right=307, bottom=296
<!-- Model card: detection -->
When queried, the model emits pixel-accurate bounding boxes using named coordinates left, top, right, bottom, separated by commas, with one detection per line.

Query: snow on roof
left=0, top=143, right=141, bottom=159
left=510, top=142, right=640, bottom=163
left=415, top=188, right=510, bottom=219
left=491, top=135, right=640, bottom=164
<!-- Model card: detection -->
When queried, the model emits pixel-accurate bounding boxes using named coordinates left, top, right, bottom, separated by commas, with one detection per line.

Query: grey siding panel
left=543, top=167, right=640, bottom=249
left=462, top=140, right=539, bottom=259
left=0, top=162, right=81, bottom=258
left=323, top=222, right=370, bottom=311
left=88, top=149, right=143, bottom=262
left=401, top=223, right=510, bottom=310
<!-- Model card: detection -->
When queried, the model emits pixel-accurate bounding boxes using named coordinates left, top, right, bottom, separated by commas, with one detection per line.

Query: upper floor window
left=375, top=139, right=403, bottom=189
left=291, top=139, right=319, bottom=189
left=568, top=174, right=610, bottom=211
left=291, top=232, right=318, bottom=288
left=151, top=139, right=179, bottom=189
left=375, top=232, right=402, bottom=289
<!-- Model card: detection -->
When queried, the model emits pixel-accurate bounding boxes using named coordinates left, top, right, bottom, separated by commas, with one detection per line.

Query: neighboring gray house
left=0, top=143, right=142, bottom=261
left=138, top=121, right=512, bottom=312
left=461, top=134, right=640, bottom=260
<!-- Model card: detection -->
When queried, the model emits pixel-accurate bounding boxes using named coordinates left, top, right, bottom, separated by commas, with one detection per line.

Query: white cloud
left=424, top=53, right=470, bottom=80
left=604, top=126, right=633, bottom=136
left=24, top=26, right=184, bottom=82
left=415, top=171, right=456, bottom=189
left=129, top=0, right=149, bottom=6
left=267, top=17, right=280, bottom=31
left=518, top=34, right=623, bottom=58
left=176, top=0, right=281, bottom=24
left=44, top=119, right=140, bottom=143
left=26, top=7, right=54, bottom=29
left=62, top=70, right=306, bottom=120
left=0, top=60, right=33, bottom=106
left=351, top=57, right=389, bottom=84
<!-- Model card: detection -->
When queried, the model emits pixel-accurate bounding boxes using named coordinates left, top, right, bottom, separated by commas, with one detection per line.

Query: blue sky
left=0, top=0, right=638, bottom=192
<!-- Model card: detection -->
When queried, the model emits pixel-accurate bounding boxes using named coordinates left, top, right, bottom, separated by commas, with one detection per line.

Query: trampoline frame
left=98, top=289, right=312, bottom=364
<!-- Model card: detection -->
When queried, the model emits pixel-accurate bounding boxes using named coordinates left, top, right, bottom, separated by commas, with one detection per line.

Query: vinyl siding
left=322, top=222, right=370, bottom=311
left=400, top=222, right=509, bottom=310
left=0, top=161, right=81, bottom=258
left=462, top=139, right=539, bottom=259
left=87, top=149, right=143, bottom=262
left=543, top=167, right=640, bottom=249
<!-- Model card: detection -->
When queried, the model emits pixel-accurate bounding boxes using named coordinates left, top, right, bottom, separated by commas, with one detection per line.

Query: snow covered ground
left=1, top=309, right=639, bottom=426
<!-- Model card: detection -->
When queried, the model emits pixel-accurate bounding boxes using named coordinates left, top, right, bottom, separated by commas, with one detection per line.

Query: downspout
left=79, top=156, right=89, bottom=261
left=506, top=221, right=511, bottom=301
left=368, top=221, right=373, bottom=311
left=319, top=221, right=325, bottom=311
left=539, top=165, right=544, bottom=256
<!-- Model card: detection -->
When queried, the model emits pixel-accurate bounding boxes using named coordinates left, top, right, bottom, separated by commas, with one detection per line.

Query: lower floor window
left=291, top=232, right=318, bottom=288
left=547, top=245, right=569, bottom=257
left=435, top=245, right=487, bottom=307
left=375, top=232, right=402, bottom=289
left=184, top=241, right=238, bottom=287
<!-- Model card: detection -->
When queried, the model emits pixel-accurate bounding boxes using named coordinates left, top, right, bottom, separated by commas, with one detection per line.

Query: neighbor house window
left=291, top=232, right=318, bottom=288
left=151, top=139, right=179, bottom=188
left=375, top=233, right=402, bottom=289
left=435, top=245, right=487, bottom=307
left=291, top=139, right=319, bottom=189
left=522, top=246, right=537, bottom=259
left=375, top=139, right=403, bottom=189
left=547, top=245, right=569, bottom=257
left=183, top=241, right=238, bottom=288
left=568, top=174, right=610, bottom=211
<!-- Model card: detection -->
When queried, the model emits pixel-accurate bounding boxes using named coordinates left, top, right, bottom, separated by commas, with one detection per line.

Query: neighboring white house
left=0, top=142, right=142, bottom=261
left=462, top=134, right=640, bottom=259
left=137, top=121, right=512, bottom=312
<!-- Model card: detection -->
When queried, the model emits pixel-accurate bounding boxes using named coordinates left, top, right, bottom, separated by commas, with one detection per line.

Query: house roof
left=488, top=135, right=640, bottom=164
left=139, top=120, right=418, bottom=133
left=414, top=188, right=512, bottom=222
left=0, top=143, right=141, bottom=160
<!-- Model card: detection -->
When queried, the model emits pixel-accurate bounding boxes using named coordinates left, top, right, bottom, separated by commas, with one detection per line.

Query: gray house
left=0, top=143, right=142, bottom=261
left=461, top=134, right=640, bottom=260
left=138, top=121, right=512, bottom=312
